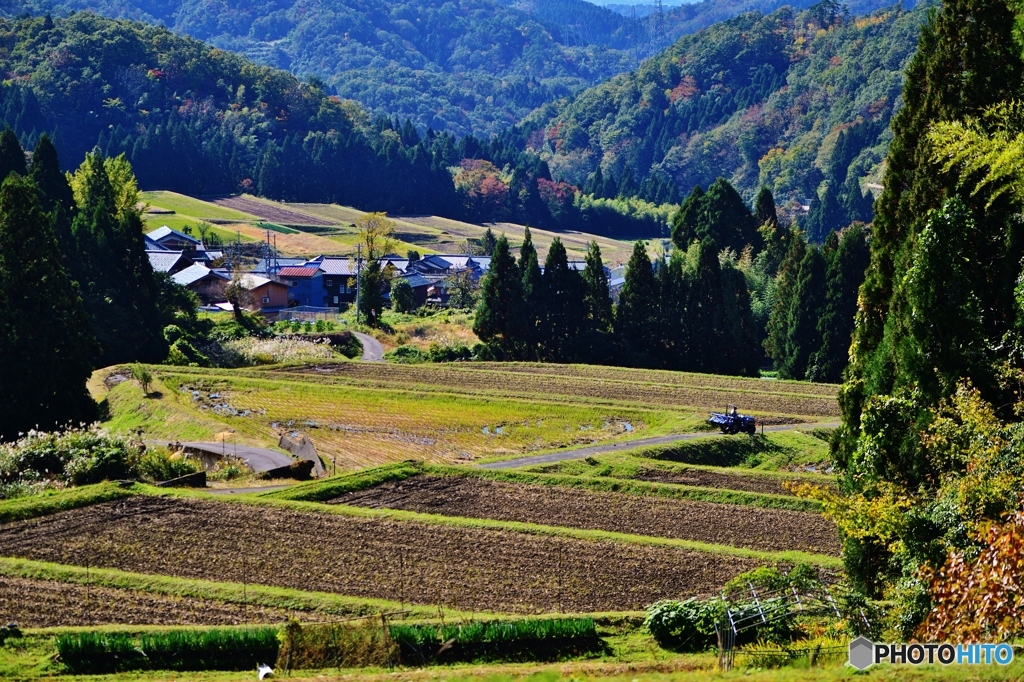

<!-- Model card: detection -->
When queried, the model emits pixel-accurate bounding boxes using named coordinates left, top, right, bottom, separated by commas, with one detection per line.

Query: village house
left=171, top=264, right=230, bottom=304
left=278, top=266, right=326, bottom=307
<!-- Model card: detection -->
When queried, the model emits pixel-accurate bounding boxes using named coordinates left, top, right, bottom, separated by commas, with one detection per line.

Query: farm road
left=351, top=331, right=384, bottom=362
left=479, top=422, right=840, bottom=470
left=174, top=442, right=293, bottom=473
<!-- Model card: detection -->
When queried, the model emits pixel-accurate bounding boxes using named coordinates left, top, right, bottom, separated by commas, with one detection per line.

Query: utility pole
left=355, top=243, right=363, bottom=324
left=655, top=0, right=666, bottom=54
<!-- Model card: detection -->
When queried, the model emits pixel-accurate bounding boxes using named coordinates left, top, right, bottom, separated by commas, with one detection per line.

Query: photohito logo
left=848, top=636, right=1014, bottom=670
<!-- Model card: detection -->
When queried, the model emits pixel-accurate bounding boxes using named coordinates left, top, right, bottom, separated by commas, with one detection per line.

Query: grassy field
left=91, top=361, right=837, bottom=472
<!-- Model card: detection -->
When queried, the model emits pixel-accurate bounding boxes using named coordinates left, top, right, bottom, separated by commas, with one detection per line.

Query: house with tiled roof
left=171, top=264, right=230, bottom=303
left=147, top=250, right=190, bottom=274
left=278, top=265, right=326, bottom=307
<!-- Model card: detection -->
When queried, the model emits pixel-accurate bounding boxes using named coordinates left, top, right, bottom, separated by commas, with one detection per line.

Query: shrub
left=384, top=345, right=428, bottom=364
left=428, top=342, right=472, bottom=362
left=166, top=339, right=210, bottom=367
left=136, top=448, right=201, bottom=482
left=224, top=337, right=337, bottom=365
left=130, top=363, right=153, bottom=394
left=644, top=598, right=722, bottom=650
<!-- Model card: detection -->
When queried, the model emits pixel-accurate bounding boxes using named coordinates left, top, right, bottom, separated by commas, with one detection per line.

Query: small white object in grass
left=257, top=663, right=275, bottom=679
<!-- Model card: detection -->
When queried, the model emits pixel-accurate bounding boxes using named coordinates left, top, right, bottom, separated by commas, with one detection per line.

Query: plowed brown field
left=0, top=497, right=761, bottom=613
left=211, top=196, right=335, bottom=226
left=329, top=476, right=840, bottom=556
left=0, top=576, right=308, bottom=627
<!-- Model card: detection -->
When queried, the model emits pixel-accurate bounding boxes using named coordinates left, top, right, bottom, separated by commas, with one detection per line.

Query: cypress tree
left=670, top=186, right=704, bottom=249
left=682, top=238, right=723, bottom=373
left=0, top=174, right=97, bottom=440
left=615, top=240, right=658, bottom=364
left=699, top=178, right=761, bottom=254
left=541, top=238, right=586, bottom=362
left=780, top=245, right=827, bottom=380
left=655, top=251, right=686, bottom=369
left=582, top=241, right=612, bottom=333
left=481, top=227, right=497, bottom=256
left=473, top=235, right=525, bottom=359
left=764, top=232, right=806, bottom=370
left=804, top=185, right=845, bottom=243
left=808, top=225, right=870, bottom=383
left=718, top=258, right=762, bottom=377
left=519, top=227, right=543, bottom=358
left=29, top=134, right=76, bottom=253
left=0, top=128, right=26, bottom=181
left=755, top=185, right=788, bottom=275
left=850, top=0, right=1024, bottom=406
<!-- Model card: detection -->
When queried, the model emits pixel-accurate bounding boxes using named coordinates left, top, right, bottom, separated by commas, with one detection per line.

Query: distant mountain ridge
left=2, top=0, right=898, bottom=137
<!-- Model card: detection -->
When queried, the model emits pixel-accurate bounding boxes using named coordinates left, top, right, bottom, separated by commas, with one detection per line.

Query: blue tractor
left=708, top=405, right=757, bottom=435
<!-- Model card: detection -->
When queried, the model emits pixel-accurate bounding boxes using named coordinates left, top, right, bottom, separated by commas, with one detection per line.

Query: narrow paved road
left=175, top=442, right=294, bottom=473
left=479, top=422, right=840, bottom=470
left=351, top=331, right=384, bottom=362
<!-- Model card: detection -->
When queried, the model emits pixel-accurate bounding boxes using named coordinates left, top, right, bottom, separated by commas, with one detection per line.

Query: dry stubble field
left=0, top=496, right=762, bottom=614
left=327, top=475, right=840, bottom=556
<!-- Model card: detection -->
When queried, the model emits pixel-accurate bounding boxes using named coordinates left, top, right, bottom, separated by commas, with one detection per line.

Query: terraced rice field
left=283, top=362, right=839, bottom=418
left=0, top=496, right=762, bottom=613
left=328, top=475, right=840, bottom=556
left=0, top=576, right=310, bottom=628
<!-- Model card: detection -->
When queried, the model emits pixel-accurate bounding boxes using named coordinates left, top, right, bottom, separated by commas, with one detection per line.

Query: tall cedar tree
left=780, top=245, right=827, bottom=380
left=718, top=258, right=763, bottom=377
left=541, top=238, right=586, bottom=362
left=672, top=179, right=760, bottom=254
left=0, top=175, right=97, bottom=440
left=582, top=241, right=613, bottom=333
left=755, top=186, right=788, bottom=275
left=655, top=251, right=686, bottom=369
left=808, top=225, right=870, bottom=383
left=0, top=128, right=26, bottom=181
left=69, top=152, right=166, bottom=365
left=849, top=0, right=1024, bottom=412
left=29, top=134, right=76, bottom=254
left=519, top=227, right=543, bottom=359
left=670, top=186, right=704, bottom=248
left=473, top=235, right=524, bottom=358
left=804, top=184, right=845, bottom=244
left=615, top=241, right=658, bottom=364
left=895, top=198, right=989, bottom=402
left=764, top=233, right=806, bottom=369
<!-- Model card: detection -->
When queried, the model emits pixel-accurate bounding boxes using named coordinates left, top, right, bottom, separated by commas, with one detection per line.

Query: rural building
left=171, top=264, right=230, bottom=303
left=401, top=273, right=431, bottom=307
left=319, top=257, right=359, bottom=307
left=147, top=250, right=191, bottom=274
left=278, top=266, right=326, bottom=307
left=238, top=274, right=289, bottom=313
left=147, top=226, right=202, bottom=252
left=407, top=254, right=490, bottom=280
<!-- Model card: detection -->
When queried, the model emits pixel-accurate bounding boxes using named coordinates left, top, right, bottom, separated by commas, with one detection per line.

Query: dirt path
left=329, top=475, right=840, bottom=556
left=479, top=423, right=839, bottom=470
left=351, top=331, right=383, bottom=362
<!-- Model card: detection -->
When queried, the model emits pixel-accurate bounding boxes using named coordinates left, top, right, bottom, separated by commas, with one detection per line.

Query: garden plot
left=0, top=496, right=761, bottom=614
left=328, top=475, right=840, bottom=556
left=0, top=576, right=308, bottom=628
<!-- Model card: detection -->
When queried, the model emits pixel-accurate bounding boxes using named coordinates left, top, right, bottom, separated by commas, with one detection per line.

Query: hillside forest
left=1, top=0, right=896, bottom=137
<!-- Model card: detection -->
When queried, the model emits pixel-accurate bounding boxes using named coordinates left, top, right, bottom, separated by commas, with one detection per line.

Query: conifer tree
left=670, top=186, right=704, bottom=248
left=699, top=178, right=761, bottom=254
left=850, top=0, right=1024, bottom=405
left=755, top=185, right=788, bottom=275
left=764, top=232, right=806, bottom=370
left=0, top=128, right=26, bottom=181
left=804, top=184, right=845, bottom=243
left=808, top=225, right=870, bottom=383
left=473, top=235, right=525, bottom=359
left=780, top=245, right=827, bottom=380
left=718, top=257, right=763, bottom=377
left=582, top=241, right=612, bottom=333
left=0, top=175, right=97, bottom=440
left=519, top=227, right=543, bottom=358
left=615, top=241, right=658, bottom=364
left=29, top=134, right=76, bottom=253
left=541, top=238, right=586, bottom=362
left=655, top=251, right=686, bottom=369
left=481, top=227, right=497, bottom=256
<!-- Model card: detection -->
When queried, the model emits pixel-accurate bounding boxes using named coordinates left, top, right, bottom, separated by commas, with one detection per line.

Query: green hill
left=519, top=2, right=925, bottom=216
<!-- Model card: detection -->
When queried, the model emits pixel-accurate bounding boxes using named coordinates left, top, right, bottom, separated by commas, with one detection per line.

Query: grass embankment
left=617, top=431, right=832, bottom=471
left=141, top=191, right=258, bottom=245
left=0, top=481, right=136, bottom=524
left=270, top=462, right=821, bottom=512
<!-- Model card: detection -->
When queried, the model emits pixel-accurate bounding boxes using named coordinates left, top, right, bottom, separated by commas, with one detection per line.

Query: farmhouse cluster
left=146, top=225, right=619, bottom=317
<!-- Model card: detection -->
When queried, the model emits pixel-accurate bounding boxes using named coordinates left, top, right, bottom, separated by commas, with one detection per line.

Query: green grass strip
left=0, top=481, right=137, bottom=524
left=0, top=557, right=463, bottom=621
left=265, top=462, right=421, bottom=502
left=423, top=465, right=821, bottom=513
left=139, top=485, right=844, bottom=568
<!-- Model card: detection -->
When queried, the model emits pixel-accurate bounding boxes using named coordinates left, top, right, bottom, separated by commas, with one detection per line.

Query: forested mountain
left=520, top=1, right=925, bottom=232
left=2, top=0, right=635, bottom=136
